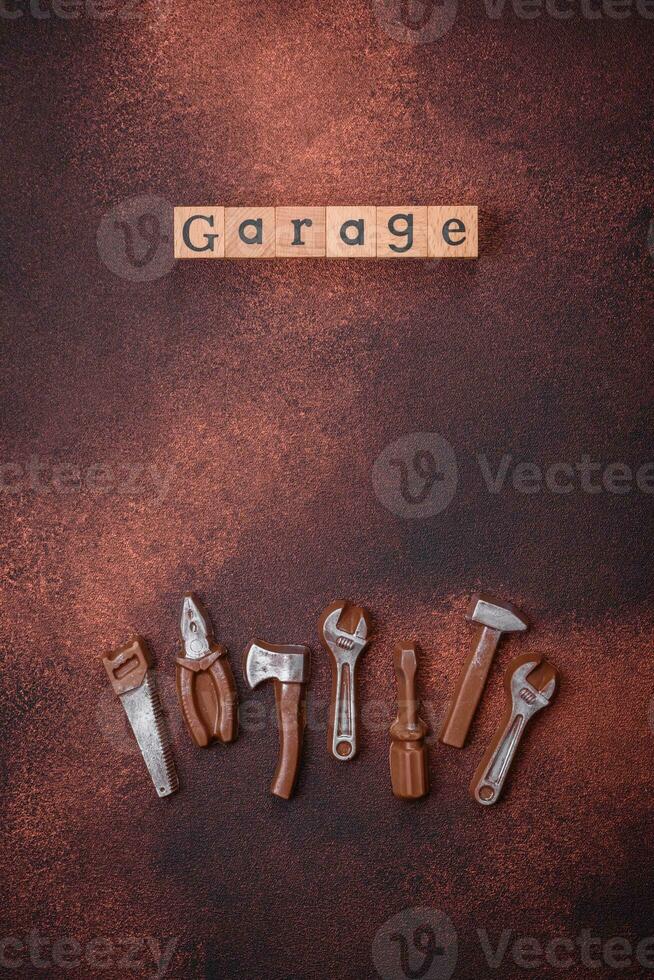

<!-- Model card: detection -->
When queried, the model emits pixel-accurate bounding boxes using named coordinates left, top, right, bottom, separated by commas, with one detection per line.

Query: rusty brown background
left=1, top=0, right=653, bottom=977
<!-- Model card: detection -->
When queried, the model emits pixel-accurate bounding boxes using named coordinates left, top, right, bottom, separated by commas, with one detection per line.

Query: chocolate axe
left=243, top=640, right=311, bottom=799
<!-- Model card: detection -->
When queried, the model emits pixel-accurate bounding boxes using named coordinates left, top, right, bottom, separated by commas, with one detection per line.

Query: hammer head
left=243, top=640, right=311, bottom=689
left=465, top=593, right=529, bottom=633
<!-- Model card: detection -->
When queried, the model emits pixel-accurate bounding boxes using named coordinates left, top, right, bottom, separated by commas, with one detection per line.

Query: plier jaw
left=180, top=594, right=213, bottom=661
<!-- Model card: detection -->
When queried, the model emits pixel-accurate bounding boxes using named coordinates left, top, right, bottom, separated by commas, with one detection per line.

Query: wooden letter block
left=428, top=206, right=478, bottom=258
left=174, top=207, right=224, bottom=259
left=326, top=207, right=377, bottom=258
left=376, top=207, right=428, bottom=258
left=275, top=207, right=326, bottom=257
left=225, top=207, right=275, bottom=258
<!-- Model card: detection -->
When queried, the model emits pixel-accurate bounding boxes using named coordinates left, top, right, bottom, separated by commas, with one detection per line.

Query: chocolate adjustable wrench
left=319, top=601, right=373, bottom=761
left=176, top=594, right=238, bottom=747
left=471, top=653, right=558, bottom=806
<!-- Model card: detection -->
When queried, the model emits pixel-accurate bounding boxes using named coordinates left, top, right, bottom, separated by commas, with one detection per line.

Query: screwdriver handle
left=389, top=644, right=429, bottom=800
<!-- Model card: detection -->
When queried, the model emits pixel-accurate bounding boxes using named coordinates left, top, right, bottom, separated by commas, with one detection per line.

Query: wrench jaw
left=319, top=602, right=371, bottom=658
left=508, top=656, right=558, bottom=716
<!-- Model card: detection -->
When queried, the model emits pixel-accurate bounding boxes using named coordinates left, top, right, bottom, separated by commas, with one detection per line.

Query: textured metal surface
left=1, top=1, right=653, bottom=978
left=120, top=674, right=179, bottom=798
left=180, top=595, right=212, bottom=661
left=244, top=642, right=310, bottom=687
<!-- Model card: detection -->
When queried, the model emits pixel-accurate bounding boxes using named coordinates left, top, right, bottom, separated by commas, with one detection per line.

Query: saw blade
left=120, top=673, right=178, bottom=797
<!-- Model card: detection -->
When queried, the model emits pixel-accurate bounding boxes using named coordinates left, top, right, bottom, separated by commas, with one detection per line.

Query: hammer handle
left=272, top=680, right=305, bottom=799
left=439, top=625, right=500, bottom=748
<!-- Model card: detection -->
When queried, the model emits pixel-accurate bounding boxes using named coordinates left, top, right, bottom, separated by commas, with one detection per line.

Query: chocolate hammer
left=439, top=594, right=528, bottom=748
left=243, top=640, right=310, bottom=799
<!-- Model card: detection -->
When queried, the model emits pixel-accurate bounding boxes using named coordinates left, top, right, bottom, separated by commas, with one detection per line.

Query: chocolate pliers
left=176, top=594, right=238, bottom=747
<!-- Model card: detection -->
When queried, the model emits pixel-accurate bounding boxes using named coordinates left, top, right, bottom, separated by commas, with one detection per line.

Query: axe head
left=243, top=640, right=311, bottom=689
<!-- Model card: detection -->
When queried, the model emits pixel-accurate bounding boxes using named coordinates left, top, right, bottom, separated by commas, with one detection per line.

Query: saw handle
left=102, top=637, right=150, bottom=696
left=272, top=680, right=305, bottom=799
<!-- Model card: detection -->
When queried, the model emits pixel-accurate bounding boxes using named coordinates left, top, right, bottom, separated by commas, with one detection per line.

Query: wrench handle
left=470, top=708, right=527, bottom=805
left=328, top=657, right=359, bottom=761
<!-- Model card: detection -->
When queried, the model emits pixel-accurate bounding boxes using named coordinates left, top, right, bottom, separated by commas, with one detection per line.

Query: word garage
left=173, top=206, right=478, bottom=260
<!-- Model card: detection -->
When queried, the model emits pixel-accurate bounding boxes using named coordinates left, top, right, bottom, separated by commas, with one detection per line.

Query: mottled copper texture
left=0, top=1, right=653, bottom=977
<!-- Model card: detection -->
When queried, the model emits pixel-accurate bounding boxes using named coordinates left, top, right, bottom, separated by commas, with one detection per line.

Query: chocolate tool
left=243, top=640, right=311, bottom=799
left=389, top=643, right=429, bottom=800
left=176, top=593, right=238, bottom=747
left=440, top=594, right=529, bottom=748
left=319, top=601, right=373, bottom=761
left=470, top=653, right=558, bottom=806
left=101, top=637, right=178, bottom=798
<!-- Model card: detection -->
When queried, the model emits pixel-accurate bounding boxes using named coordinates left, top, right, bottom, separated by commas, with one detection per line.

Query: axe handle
left=271, top=680, right=305, bottom=799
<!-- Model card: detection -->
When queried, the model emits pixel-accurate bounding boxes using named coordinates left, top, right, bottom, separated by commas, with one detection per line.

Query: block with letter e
left=174, top=207, right=224, bottom=258
left=428, top=206, right=478, bottom=258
